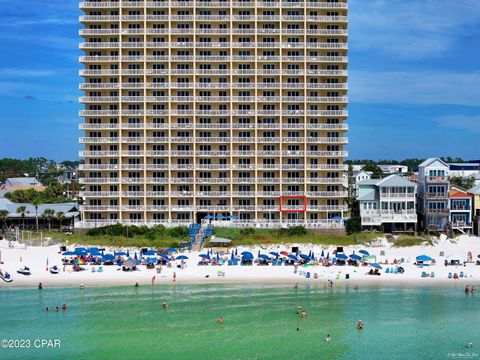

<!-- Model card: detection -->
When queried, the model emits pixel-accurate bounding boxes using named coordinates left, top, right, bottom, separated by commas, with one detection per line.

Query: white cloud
left=349, top=70, right=480, bottom=106
left=434, top=115, right=480, bottom=134
left=349, top=0, right=480, bottom=58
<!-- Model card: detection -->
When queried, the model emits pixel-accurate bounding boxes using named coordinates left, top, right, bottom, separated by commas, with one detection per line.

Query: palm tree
left=43, top=209, right=55, bottom=231
left=32, top=198, right=41, bottom=232
left=16, top=206, right=29, bottom=230
left=56, top=211, right=65, bottom=231
left=0, top=210, right=9, bottom=230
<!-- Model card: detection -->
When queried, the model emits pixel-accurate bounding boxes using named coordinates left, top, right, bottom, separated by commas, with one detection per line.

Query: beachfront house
left=350, top=170, right=372, bottom=198
left=378, top=165, right=409, bottom=175
left=449, top=186, right=473, bottom=234
left=417, top=158, right=450, bottom=232
left=468, top=184, right=480, bottom=235
left=357, top=175, right=417, bottom=233
left=1, top=177, right=46, bottom=192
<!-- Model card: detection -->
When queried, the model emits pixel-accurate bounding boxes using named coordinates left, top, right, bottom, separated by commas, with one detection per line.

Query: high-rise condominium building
left=79, top=0, right=348, bottom=228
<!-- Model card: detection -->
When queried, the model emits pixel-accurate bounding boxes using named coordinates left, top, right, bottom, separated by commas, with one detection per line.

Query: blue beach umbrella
left=126, top=250, right=130, bottom=257
left=269, top=252, right=279, bottom=258
left=75, top=247, right=87, bottom=252
left=199, top=254, right=210, bottom=259
left=228, top=215, right=238, bottom=219
left=176, top=255, right=189, bottom=260
left=242, top=253, right=254, bottom=260
left=90, top=251, right=103, bottom=257
left=147, top=258, right=157, bottom=264
left=326, top=252, right=330, bottom=260
left=359, top=250, right=369, bottom=256
left=87, top=247, right=99, bottom=253
left=416, top=255, right=432, bottom=262
left=258, top=254, right=271, bottom=261
left=166, top=247, right=177, bottom=253
left=159, top=254, right=170, bottom=260
left=103, top=254, right=114, bottom=261
left=204, top=214, right=214, bottom=219
left=287, top=254, right=298, bottom=261
left=62, top=251, right=75, bottom=256
left=134, top=252, right=138, bottom=261
left=321, top=249, right=325, bottom=257
left=336, top=253, right=348, bottom=260
left=371, top=263, right=383, bottom=270
left=116, top=251, right=127, bottom=256
left=300, top=254, right=311, bottom=260
left=350, top=254, right=362, bottom=261
left=144, top=250, right=157, bottom=256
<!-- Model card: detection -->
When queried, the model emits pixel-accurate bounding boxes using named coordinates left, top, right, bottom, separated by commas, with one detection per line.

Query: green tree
left=346, top=216, right=362, bottom=235
left=0, top=210, right=9, bottom=229
left=16, top=206, right=29, bottom=229
left=31, top=198, right=41, bottom=232
left=43, top=208, right=55, bottom=231
left=362, top=164, right=384, bottom=179
left=56, top=211, right=65, bottom=231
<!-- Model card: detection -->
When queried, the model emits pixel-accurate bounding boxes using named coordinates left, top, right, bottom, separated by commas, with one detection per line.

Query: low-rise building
left=448, top=163, right=480, bottom=178
left=378, top=164, right=409, bottom=175
left=357, top=175, right=417, bottom=233
left=0, top=177, right=46, bottom=192
left=350, top=170, right=372, bottom=198
left=417, top=158, right=450, bottom=232
left=449, top=186, right=473, bottom=234
left=468, top=184, right=480, bottom=235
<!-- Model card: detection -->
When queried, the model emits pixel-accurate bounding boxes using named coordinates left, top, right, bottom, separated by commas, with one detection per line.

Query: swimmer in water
left=357, top=320, right=364, bottom=329
left=62, top=304, right=67, bottom=310
left=467, top=342, right=473, bottom=349
left=217, top=317, right=224, bottom=325
left=297, top=306, right=301, bottom=314
left=472, top=286, right=476, bottom=294
left=465, top=285, right=470, bottom=294
left=80, top=284, right=85, bottom=289
left=163, top=303, right=169, bottom=309
left=296, top=328, right=300, bottom=331
left=301, top=310, right=308, bottom=318
left=135, top=282, right=139, bottom=287
left=324, top=335, right=331, bottom=342
left=294, top=283, right=299, bottom=289
left=55, top=306, right=59, bottom=312
left=38, top=282, right=43, bottom=290
left=45, top=307, right=50, bottom=312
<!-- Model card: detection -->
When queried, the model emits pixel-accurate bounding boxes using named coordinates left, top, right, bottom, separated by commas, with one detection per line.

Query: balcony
left=426, top=192, right=448, bottom=199
left=425, top=176, right=450, bottom=183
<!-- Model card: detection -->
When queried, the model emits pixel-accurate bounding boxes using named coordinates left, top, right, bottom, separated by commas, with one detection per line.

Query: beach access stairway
left=189, top=223, right=213, bottom=251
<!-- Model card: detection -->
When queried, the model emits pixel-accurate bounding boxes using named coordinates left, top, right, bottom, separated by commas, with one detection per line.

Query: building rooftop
left=0, top=198, right=79, bottom=218
left=419, top=158, right=449, bottom=168
left=358, top=174, right=416, bottom=188
left=3, top=177, right=42, bottom=187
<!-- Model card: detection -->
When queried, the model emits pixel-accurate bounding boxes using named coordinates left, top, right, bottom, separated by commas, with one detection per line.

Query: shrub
left=239, top=228, right=255, bottom=237
left=286, top=226, right=308, bottom=237
left=167, top=226, right=188, bottom=238
left=345, top=217, right=361, bottom=235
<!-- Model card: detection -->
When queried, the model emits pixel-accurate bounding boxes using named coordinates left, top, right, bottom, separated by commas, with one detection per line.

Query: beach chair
left=430, top=272, right=435, bottom=278
left=394, top=268, right=399, bottom=274
left=98, top=266, right=103, bottom=272
left=460, top=271, right=464, bottom=278
left=421, top=271, right=428, bottom=278
left=314, top=273, right=318, bottom=279
left=306, top=272, right=311, bottom=279
left=448, top=272, right=452, bottom=279
left=386, top=268, right=390, bottom=274
left=91, top=267, right=96, bottom=273
left=390, top=268, right=394, bottom=273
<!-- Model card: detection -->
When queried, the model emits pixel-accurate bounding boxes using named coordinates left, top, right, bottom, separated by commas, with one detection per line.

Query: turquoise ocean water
left=0, top=284, right=478, bottom=359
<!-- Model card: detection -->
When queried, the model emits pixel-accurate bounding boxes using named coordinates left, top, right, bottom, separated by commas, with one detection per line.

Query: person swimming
left=465, top=285, right=470, bottom=294
left=357, top=320, right=364, bottom=329
left=324, top=335, right=331, bottom=342
left=472, top=286, right=476, bottom=294
left=135, top=282, right=139, bottom=287
left=297, top=306, right=301, bottom=314
left=217, top=317, right=224, bottom=325
left=301, top=310, right=308, bottom=318
left=62, top=304, right=67, bottom=310
left=45, top=307, right=50, bottom=312
left=294, top=283, right=299, bottom=289
left=163, top=303, right=169, bottom=309
left=467, top=342, right=473, bottom=349
left=80, top=284, right=85, bottom=289
left=55, top=306, right=59, bottom=312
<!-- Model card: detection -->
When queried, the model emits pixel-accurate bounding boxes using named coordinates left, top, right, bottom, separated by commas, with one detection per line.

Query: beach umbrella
left=199, top=254, right=210, bottom=259
left=242, top=253, right=254, bottom=260
left=416, top=255, right=432, bottom=262
left=350, top=254, right=362, bottom=261
left=269, top=252, right=279, bottom=258
left=90, top=251, right=102, bottom=257
left=258, top=254, right=271, bottom=261
left=311, top=251, right=315, bottom=259
left=326, top=252, right=330, bottom=260
left=116, top=251, right=127, bottom=257
left=216, top=253, right=220, bottom=261
left=258, top=249, right=261, bottom=257
left=228, top=215, right=238, bottom=219
left=235, top=249, right=238, bottom=256
left=359, top=250, right=369, bottom=256
left=101, top=250, right=104, bottom=256
left=126, top=249, right=130, bottom=257
left=74, top=249, right=86, bottom=256
left=336, top=253, right=348, bottom=260
left=287, top=254, right=298, bottom=261
left=159, top=254, right=170, bottom=260
left=204, top=214, right=214, bottom=219
left=300, top=254, right=311, bottom=260
left=147, top=258, right=157, bottom=264
left=165, top=247, right=177, bottom=253
left=321, top=249, right=325, bottom=257
left=103, top=254, right=114, bottom=261
left=371, top=263, right=383, bottom=270
left=75, top=247, right=87, bottom=252
left=176, top=255, right=189, bottom=260
left=231, top=252, right=235, bottom=260
left=144, top=250, right=157, bottom=256
left=62, top=251, right=75, bottom=256
left=280, top=251, right=289, bottom=256
left=134, top=252, right=138, bottom=260
left=216, top=215, right=225, bottom=219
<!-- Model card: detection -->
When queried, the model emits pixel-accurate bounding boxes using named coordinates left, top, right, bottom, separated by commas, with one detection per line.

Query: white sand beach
left=1, top=236, right=480, bottom=288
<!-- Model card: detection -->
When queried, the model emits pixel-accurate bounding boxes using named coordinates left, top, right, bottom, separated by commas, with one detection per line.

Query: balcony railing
left=80, top=15, right=348, bottom=22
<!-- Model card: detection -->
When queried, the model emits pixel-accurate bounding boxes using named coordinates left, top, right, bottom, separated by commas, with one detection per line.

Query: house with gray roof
left=357, top=175, right=417, bottom=233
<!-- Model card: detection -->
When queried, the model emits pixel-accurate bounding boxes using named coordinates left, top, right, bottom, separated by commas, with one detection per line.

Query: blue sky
left=0, top=0, right=479, bottom=161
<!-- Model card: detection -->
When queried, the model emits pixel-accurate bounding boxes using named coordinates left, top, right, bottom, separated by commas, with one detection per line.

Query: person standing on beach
left=472, top=286, right=476, bottom=294
left=38, top=282, right=43, bottom=290
left=151, top=276, right=156, bottom=285
left=465, top=285, right=470, bottom=294
left=173, top=272, right=176, bottom=282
